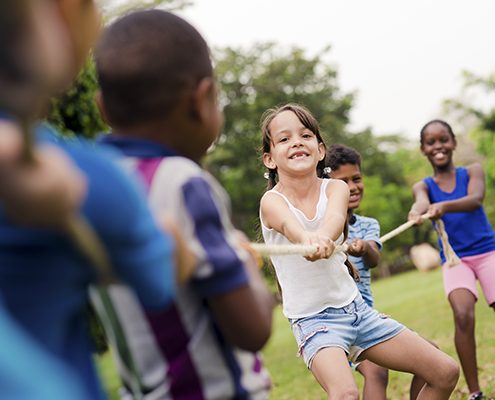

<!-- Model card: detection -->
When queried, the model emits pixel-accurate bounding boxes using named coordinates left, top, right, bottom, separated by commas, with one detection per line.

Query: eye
left=278, top=137, right=288, bottom=143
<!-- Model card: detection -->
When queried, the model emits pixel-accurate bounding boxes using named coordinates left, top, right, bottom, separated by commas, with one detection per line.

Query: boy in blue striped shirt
left=326, top=144, right=427, bottom=400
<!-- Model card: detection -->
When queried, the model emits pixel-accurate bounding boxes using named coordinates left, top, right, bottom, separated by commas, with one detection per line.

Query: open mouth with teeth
left=289, top=151, right=309, bottom=159
left=432, top=152, right=448, bottom=161
left=349, top=193, right=361, bottom=201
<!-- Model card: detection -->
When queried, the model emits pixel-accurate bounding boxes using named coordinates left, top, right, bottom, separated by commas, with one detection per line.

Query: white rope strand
left=250, top=212, right=460, bottom=267
left=379, top=213, right=431, bottom=243
left=248, top=242, right=348, bottom=257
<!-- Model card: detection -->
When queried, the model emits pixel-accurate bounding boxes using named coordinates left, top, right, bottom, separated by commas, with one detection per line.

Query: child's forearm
left=362, top=241, right=380, bottom=268
left=280, top=219, right=306, bottom=244
left=439, top=195, right=483, bottom=214
left=320, top=212, right=346, bottom=241
left=409, top=200, right=430, bottom=214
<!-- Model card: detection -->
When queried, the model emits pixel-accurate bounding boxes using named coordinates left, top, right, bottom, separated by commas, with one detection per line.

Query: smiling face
left=420, top=122, right=456, bottom=170
left=330, top=163, right=363, bottom=210
left=262, top=110, right=325, bottom=177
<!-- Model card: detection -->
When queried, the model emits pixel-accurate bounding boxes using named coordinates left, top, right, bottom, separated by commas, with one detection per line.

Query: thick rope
left=378, top=216, right=428, bottom=243
left=250, top=212, right=460, bottom=266
left=249, top=242, right=348, bottom=257
left=432, top=218, right=461, bottom=267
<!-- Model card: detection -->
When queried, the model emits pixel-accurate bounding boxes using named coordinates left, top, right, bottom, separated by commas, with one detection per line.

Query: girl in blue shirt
left=408, top=119, right=495, bottom=400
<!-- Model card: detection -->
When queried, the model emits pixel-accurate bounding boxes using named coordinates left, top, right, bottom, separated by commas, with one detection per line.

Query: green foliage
left=47, top=57, right=107, bottom=139
left=207, top=43, right=354, bottom=236
left=443, top=70, right=495, bottom=222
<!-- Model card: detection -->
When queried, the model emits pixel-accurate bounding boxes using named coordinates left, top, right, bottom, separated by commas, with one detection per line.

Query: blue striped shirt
left=99, top=135, right=271, bottom=400
left=347, top=214, right=382, bottom=307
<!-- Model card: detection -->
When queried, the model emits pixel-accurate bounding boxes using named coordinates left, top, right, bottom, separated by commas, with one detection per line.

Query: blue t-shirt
left=347, top=214, right=382, bottom=307
left=0, top=124, right=176, bottom=399
left=424, top=167, right=495, bottom=263
left=0, top=300, right=90, bottom=400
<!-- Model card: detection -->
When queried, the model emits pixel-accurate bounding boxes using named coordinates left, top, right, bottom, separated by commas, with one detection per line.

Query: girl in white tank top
left=258, top=104, right=459, bottom=399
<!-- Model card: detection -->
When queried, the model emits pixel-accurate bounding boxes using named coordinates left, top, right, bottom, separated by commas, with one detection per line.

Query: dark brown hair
left=260, top=103, right=327, bottom=189
left=325, top=143, right=361, bottom=173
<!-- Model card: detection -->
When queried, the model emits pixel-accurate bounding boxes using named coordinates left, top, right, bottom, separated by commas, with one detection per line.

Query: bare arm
left=260, top=190, right=336, bottom=260
left=321, top=179, right=350, bottom=240
left=260, top=191, right=306, bottom=243
left=408, top=180, right=431, bottom=224
left=347, top=239, right=380, bottom=268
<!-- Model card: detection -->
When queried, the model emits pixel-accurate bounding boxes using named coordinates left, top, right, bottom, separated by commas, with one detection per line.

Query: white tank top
left=260, top=178, right=358, bottom=319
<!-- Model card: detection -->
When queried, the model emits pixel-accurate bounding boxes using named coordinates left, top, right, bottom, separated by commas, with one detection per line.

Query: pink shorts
left=442, top=250, right=495, bottom=305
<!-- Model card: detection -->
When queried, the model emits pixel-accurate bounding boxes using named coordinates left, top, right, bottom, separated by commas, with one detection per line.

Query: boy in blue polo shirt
left=326, top=144, right=428, bottom=400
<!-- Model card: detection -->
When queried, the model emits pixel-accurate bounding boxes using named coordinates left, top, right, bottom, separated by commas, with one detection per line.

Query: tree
left=47, top=58, right=106, bottom=139
left=443, top=70, right=495, bottom=221
left=207, top=43, right=354, bottom=236
left=46, top=0, right=192, bottom=138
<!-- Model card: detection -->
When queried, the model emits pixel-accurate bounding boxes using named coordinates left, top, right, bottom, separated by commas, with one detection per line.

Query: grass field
left=97, top=268, right=495, bottom=399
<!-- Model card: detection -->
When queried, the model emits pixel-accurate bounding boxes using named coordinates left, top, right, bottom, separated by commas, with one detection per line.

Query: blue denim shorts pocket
left=288, top=294, right=405, bottom=368
left=289, top=307, right=356, bottom=369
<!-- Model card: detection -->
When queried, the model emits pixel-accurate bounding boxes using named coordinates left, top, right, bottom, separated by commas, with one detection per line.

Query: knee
left=328, top=385, right=359, bottom=400
left=453, top=308, right=475, bottom=330
left=435, top=357, right=459, bottom=391
left=363, top=366, right=389, bottom=387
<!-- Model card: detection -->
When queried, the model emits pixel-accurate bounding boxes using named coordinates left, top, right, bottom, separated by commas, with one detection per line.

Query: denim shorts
left=289, top=294, right=405, bottom=368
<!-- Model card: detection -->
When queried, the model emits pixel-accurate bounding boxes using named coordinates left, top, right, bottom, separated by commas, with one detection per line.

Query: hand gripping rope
left=249, top=212, right=460, bottom=267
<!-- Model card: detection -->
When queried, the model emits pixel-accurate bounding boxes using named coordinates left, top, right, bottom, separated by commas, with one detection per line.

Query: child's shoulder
left=464, top=162, right=484, bottom=175
left=353, top=214, right=379, bottom=226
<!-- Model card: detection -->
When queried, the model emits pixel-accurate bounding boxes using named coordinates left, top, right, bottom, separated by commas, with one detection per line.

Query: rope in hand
left=249, top=212, right=460, bottom=267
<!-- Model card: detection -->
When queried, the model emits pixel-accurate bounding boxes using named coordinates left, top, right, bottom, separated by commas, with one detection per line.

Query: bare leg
left=409, top=338, right=438, bottom=400
left=448, top=288, right=479, bottom=394
left=362, top=329, right=459, bottom=399
left=410, top=374, right=426, bottom=400
left=356, top=359, right=388, bottom=400
left=311, top=347, right=359, bottom=399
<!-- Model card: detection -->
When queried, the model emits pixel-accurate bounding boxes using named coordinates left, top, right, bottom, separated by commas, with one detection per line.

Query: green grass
left=97, top=268, right=495, bottom=399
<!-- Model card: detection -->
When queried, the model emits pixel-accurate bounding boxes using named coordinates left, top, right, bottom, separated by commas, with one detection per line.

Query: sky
left=176, top=0, right=495, bottom=140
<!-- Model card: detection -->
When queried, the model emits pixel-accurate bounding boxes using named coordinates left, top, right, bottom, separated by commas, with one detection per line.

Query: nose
left=432, top=139, right=442, bottom=149
left=348, top=181, right=357, bottom=191
left=291, top=136, right=303, bottom=147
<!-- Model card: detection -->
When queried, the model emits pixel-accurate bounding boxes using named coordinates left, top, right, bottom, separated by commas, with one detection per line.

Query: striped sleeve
left=362, top=217, right=382, bottom=250
left=181, top=176, right=249, bottom=297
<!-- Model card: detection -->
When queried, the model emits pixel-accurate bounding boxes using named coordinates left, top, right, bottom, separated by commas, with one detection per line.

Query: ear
left=318, top=142, right=326, bottom=161
left=263, top=152, right=276, bottom=170
left=191, top=77, right=215, bottom=123
left=94, top=90, right=110, bottom=125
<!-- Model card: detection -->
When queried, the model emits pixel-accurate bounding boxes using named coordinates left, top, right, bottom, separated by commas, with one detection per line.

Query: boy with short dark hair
left=95, top=9, right=274, bottom=400
left=326, top=143, right=429, bottom=400
left=326, top=143, right=391, bottom=398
